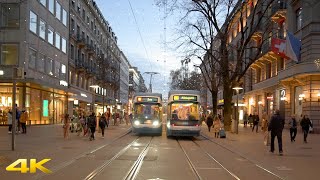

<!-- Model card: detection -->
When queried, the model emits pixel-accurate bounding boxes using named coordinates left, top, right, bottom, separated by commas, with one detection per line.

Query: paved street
left=0, top=123, right=319, bottom=180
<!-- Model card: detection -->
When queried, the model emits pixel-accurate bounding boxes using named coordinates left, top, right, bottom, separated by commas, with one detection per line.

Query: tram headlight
left=134, top=120, right=140, bottom=125
left=167, top=122, right=170, bottom=128
left=152, top=121, right=159, bottom=126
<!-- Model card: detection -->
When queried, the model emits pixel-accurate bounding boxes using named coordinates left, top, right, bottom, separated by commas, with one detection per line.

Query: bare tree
left=157, top=0, right=276, bottom=130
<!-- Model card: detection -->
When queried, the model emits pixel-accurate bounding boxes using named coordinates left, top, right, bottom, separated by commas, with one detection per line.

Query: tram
left=132, top=93, right=163, bottom=135
left=166, top=90, right=201, bottom=137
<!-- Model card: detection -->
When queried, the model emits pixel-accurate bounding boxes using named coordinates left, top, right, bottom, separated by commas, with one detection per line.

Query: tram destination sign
left=137, top=97, right=158, bottom=102
left=173, top=95, right=197, bottom=101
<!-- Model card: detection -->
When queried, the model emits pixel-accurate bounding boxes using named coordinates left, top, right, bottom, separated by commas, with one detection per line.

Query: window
left=38, top=53, right=45, bottom=72
left=61, top=37, right=67, bottom=53
left=61, top=64, right=66, bottom=79
left=46, top=58, right=53, bottom=75
left=54, top=61, right=60, bottom=77
left=40, top=0, right=46, bottom=7
left=62, top=8, right=67, bottom=26
left=1, top=3, right=20, bottom=28
left=29, top=48, right=36, bottom=69
left=29, top=11, right=37, bottom=34
left=1, top=44, right=18, bottom=65
left=82, top=9, right=85, bottom=19
left=256, top=68, right=261, bottom=83
left=55, top=33, right=60, bottom=49
left=48, top=0, right=54, bottom=14
left=48, top=26, right=54, bottom=45
left=278, top=58, right=285, bottom=71
left=55, top=1, right=61, bottom=20
left=296, top=8, right=302, bottom=30
left=70, top=18, right=75, bottom=33
left=70, top=44, right=75, bottom=59
left=39, top=19, right=46, bottom=40
left=265, top=62, right=271, bottom=79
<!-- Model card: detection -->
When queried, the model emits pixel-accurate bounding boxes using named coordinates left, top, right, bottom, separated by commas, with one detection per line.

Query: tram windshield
left=134, top=103, right=161, bottom=120
left=170, top=102, right=199, bottom=121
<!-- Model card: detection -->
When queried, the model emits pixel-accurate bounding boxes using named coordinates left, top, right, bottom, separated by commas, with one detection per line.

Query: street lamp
left=233, top=86, right=243, bottom=134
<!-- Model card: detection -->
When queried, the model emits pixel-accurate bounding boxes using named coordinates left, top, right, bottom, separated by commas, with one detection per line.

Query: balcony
left=271, top=1, right=287, bottom=24
left=75, top=59, right=86, bottom=72
left=86, top=44, right=95, bottom=55
left=76, top=35, right=86, bottom=48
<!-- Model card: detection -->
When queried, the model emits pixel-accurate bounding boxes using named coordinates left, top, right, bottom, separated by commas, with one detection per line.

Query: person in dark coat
left=99, top=115, right=107, bottom=138
left=88, top=113, right=96, bottom=141
left=268, top=110, right=285, bottom=156
left=252, top=114, right=259, bottom=133
left=206, top=113, right=214, bottom=132
left=288, top=115, right=297, bottom=142
left=300, top=115, right=312, bottom=143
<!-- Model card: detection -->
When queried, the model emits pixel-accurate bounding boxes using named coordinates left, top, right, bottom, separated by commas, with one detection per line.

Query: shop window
left=61, top=37, right=67, bottom=53
left=48, top=0, right=54, bottom=14
left=48, top=26, right=54, bottom=45
left=1, top=3, right=20, bottom=28
left=39, top=0, right=46, bottom=7
left=29, top=11, right=37, bottom=34
left=28, top=48, right=36, bottom=69
left=1, top=44, right=18, bottom=65
left=62, top=8, right=67, bottom=26
left=39, top=19, right=46, bottom=40
left=55, top=1, right=61, bottom=21
left=55, top=32, right=60, bottom=49
left=38, top=53, right=45, bottom=72
left=46, top=58, right=53, bottom=75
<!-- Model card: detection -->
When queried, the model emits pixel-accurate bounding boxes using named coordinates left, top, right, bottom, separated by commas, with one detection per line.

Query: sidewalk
left=201, top=123, right=320, bottom=179
left=0, top=123, right=131, bottom=178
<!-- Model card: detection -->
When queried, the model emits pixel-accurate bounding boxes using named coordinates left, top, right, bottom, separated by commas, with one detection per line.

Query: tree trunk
left=223, top=81, right=233, bottom=131
left=211, top=89, right=218, bottom=116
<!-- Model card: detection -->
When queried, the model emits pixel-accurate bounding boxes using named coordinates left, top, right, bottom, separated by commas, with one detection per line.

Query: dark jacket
left=88, top=115, right=96, bottom=128
left=253, top=115, right=260, bottom=125
left=268, top=113, right=284, bottom=133
left=300, top=117, right=312, bottom=130
left=99, top=116, right=107, bottom=128
left=206, top=115, right=213, bottom=127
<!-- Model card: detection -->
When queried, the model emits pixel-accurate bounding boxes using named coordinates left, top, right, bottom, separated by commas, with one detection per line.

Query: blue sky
left=95, top=0, right=182, bottom=96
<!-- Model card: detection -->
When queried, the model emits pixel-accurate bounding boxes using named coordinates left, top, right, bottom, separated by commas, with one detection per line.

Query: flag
left=285, top=32, right=301, bottom=62
left=271, top=38, right=287, bottom=59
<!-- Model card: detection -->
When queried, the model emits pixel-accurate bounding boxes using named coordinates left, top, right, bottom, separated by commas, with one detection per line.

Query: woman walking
left=213, top=116, right=221, bottom=138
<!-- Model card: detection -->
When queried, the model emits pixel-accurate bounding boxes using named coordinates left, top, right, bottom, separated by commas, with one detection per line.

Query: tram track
left=84, top=136, right=153, bottom=180
left=34, top=128, right=132, bottom=180
left=200, top=134, right=285, bottom=180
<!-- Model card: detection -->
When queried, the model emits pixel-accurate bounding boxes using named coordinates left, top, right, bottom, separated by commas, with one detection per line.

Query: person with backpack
left=88, top=112, right=96, bottom=141
left=99, top=115, right=107, bottom=138
left=289, top=115, right=297, bottom=142
left=206, top=113, right=213, bottom=132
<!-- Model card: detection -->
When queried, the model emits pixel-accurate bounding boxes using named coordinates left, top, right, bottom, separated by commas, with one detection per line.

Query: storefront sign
left=43, top=100, right=48, bottom=117
left=218, top=99, right=224, bottom=104
left=59, top=80, right=68, bottom=87
left=173, top=95, right=197, bottom=101
left=80, top=93, right=87, bottom=97
left=280, top=89, right=286, bottom=101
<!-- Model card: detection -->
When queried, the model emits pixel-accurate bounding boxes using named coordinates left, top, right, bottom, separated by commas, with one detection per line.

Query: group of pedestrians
left=205, top=113, right=223, bottom=138
left=262, top=110, right=314, bottom=156
left=7, top=104, right=29, bottom=134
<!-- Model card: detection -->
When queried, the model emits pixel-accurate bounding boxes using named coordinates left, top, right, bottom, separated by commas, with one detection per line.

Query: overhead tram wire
left=127, top=0, right=154, bottom=71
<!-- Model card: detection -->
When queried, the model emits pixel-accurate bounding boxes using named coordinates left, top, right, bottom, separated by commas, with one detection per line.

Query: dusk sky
left=95, top=0, right=183, bottom=97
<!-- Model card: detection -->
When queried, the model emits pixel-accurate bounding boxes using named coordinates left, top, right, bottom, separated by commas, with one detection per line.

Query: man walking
left=289, top=115, right=297, bottom=142
left=252, top=114, right=259, bottom=133
left=300, top=115, right=312, bottom=143
left=88, top=112, right=96, bottom=141
left=268, top=110, right=285, bottom=156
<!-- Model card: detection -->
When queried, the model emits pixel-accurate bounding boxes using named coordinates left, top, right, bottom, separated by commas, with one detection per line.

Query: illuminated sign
left=137, top=97, right=158, bottom=102
left=173, top=95, right=197, bottom=101
left=280, top=89, right=286, bottom=101
left=59, top=80, right=68, bottom=86
left=43, top=100, right=48, bottom=117
left=218, top=99, right=224, bottom=104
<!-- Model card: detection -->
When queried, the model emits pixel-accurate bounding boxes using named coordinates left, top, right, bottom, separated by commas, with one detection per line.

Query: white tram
left=132, top=93, right=163, bottom=135
left=166, top=90, right=201, bottom=137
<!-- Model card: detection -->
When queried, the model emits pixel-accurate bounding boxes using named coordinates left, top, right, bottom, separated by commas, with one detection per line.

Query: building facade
left=68, top=0, right=121, bottom=118
left=0, top=0, right=69, bottom=125
left=119, top=51, right=130, bottom=112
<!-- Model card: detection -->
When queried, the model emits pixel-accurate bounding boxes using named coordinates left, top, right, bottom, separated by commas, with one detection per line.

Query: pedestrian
left=63, top=114, right=70, bottom=139
left=99, top=115, right=107, bottom=138
left=261, top=114, right=269, bottom=145
left=15, top=104, right=21, bottom=133
left=243, top=112, right=248, bottom=127
left=288, top=115, right=297, bottom=142
left=248, top=114, right=253, bottom=127
left=7, top=110, right=13, bottom=134
left=252, top=114, right=259, bottom=133
left=20, top=108, right=28, bottom=134
left=213, top=116, right=221, bottom=138
left=206, top=113, right=213, bottom=132
left=300, top=115, right=312, bottom=143
left=268, top=109, right=285, bottom=156
left=124, top=112, right=129, bottom=125
left=88, top=112, right=96, bottom=141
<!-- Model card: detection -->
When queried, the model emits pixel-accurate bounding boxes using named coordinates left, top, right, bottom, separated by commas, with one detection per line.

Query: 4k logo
left=6, top=159, right=52, bottom=174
